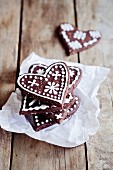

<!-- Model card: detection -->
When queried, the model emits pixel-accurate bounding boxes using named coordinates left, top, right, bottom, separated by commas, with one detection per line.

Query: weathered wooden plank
left=11, top=0, right=86, bottom=170
left=0, top=0, right=21, bottom=170
left=20, top=0, right=79, bottom=62
left=76, top=0, right=113, bottom=169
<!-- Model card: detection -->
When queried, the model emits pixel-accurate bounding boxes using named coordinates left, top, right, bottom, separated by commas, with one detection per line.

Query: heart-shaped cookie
left=17, top=62, right=70, bottom=106
left=29, top=63, right=82, bottom=92
left=25, top=95, right=80, bottom=131
left=59, top=23, right=101, bottom=55
left=20, top=92, right=75, bottom=115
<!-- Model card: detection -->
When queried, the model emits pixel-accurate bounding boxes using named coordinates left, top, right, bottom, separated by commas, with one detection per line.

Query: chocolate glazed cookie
left=59, top=23, right=101, bottom=55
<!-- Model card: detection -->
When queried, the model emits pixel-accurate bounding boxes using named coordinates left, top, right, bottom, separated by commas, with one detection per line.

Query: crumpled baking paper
left=0, top=52, right=110, bottom=147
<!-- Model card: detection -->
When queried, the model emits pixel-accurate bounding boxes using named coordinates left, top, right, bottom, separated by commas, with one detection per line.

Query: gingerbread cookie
left=25, top=96, right=80, bottom=131
left=29, top=63, right=82, bottom=92
left=17, top=62, right=70, bottom=107
left=20, top=92, right=75, bottom=115
left=25, top=113, right=55, bottom=132
left=59, top=23, right=101, bottom=55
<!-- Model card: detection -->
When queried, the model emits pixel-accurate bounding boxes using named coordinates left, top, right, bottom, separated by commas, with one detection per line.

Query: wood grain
left=76, top=0, right=113, bottom=169
left=0, top=0, right=21, bottom=170
left=11, top=0, right=86, bottom=170
left=20, top=0, right=78, bottom=62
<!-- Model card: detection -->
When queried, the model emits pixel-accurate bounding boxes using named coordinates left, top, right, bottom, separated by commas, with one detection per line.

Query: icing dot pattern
left=25, top=94, right=80, bottom=131
left=61, top=23, right=74, bottom=31
left=59, top=23, right=101, bottom=54
left=19, top=62, right=82, bottom=131
left=73, top=31, right=86, bottom=40
left=28, top=63, right=82, bottom=94
left=18, top=62, right=69, bottom=104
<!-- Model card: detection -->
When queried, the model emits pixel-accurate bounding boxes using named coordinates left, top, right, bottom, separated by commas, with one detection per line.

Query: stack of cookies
left=17, top=62, right=82, bottom=131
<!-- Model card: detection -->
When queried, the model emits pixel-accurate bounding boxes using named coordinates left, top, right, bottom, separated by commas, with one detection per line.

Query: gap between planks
left=9, top=0, right=24, bottom=170
left=74, top=0, right=88, bottom=169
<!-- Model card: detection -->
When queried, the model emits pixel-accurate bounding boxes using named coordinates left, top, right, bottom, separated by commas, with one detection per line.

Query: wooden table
left=0, top=0, right=113, bottom=169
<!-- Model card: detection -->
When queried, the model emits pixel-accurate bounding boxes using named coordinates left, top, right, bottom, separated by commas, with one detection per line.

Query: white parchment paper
left=0, top=52, right=110, bottom=147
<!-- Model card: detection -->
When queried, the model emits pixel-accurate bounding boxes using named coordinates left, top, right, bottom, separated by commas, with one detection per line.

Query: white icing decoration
left=93, top=38, right=97, bottom=42
left=52, top=71, right=61, bottom=80
left=84, top=42, right=88, bottom=47
left=37, top=123, right=40, bottom=126
left=47, top=75, right=50, bottom=78
left=45, top=120, right=49, bottom=123
left=22, top=96, right=49, bottom=111
left=29, top=105, right=45, bottom=111
left=62, top=71, right=65, bottom=74
left=36, top=69, right=45, bottom=75
left=74, top=104, right=76, bottom=108
left=35, top=115, right=38, bottom=118
left=61, top=23, right=74, bottom=31
left=41, top=122, right=44, bottom=124
left=55, top=113, right=63, bottom=119
left=83, top=38, right=98, bottom=47
left=49, top=71, right=52, bottom=74
left=76, top=101, right=79, bottom=104
left=68, top=67, right=81, bottom=88
left=44, top=82, right=59, bottom=95
left=70, top=108, right=73, bottom=111
left=28, top=79, right=39, bottom=87
left=64, top=93, right=73, bottom=104
left=30, top=76, right=33, bottom=78
left=68, top=41, right=82, bottom=50
left=33, top=105, right=49, bottom=111
left=17, top=62, right=69, bottom=104
left=35, top=76, right=37, bottom=79
left=73, top=31, right=86, bottom=40
left=69, top=70, right=75, bottom=77
left=61, top=31, right=70, bottom=42
left=30, top=64, right=47, bottom=74
left=81, top=33, right=86, bottom=40
left=40, top=77, right=43, bottom=80
left=89, top=30, right=101, bottom=39
left=29, top=99, right=37, bottom=106
left=35, top=119, right=39, bottom=122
